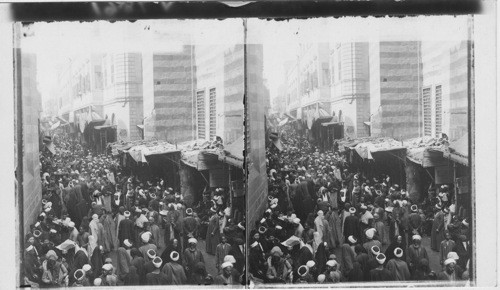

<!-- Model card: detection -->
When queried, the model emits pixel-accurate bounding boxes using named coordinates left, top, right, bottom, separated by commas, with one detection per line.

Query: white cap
left=124, top=239, right=132, bottom=247
left=326, top=260, right=336, bottom=267
left=444, top=258, right=456, bottom=266
left=170, top=251, right=180, bottom=261
left=224, top=255, right=236, bottom=264
left=394, top=247, right=403, bottom=258
left=275, top=225, right=282, bottom=230
left=93, top=278, right=102, bottom=286
left=348, top=236, right=357, bottom=244
left=221, top=261, right=233, bottom=269
left=188, top=238, right=198, bottom=244
left=412, top=234, right=422, bottom=241
left=147, top=249, right=156, bottom=259
left=82, top=264, right=92, bottom=272
left=349, top=207, right=356, bottom=214
left=153, top=257, right=162, bottom=268
left=102, top=264, right=113, bottom=271
left=306, top=260, right=315, bottom=268
left=141, top=232, right=151, bottom=243
left=270, top=203, right=277, bottom=209
left=297, top=265, right=309, bottom=277
left=447, top=252, right=459, bottom=260
left=317, top=274, right=326, bottom=282
left=371, top=245, right=381, bottom=255
left=376, top=253, right=386, bottom=264
left=365, top=228, right=375, bottom=239
left=124, top=211, right=131, bottom=218
left=260, top=218, right=266, bottom=224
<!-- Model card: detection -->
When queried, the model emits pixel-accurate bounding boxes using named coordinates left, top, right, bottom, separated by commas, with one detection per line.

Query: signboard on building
left=435, top=165, right=453, bottom=184
left=455, top=176, right=470, bottom=194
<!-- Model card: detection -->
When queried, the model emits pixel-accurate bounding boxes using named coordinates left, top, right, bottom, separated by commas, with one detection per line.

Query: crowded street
left=247, top=123, right=472, bottom=285
left=22, top=131, right=246, bottom=287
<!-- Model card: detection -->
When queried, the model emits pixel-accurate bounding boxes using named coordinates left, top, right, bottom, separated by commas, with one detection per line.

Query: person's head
left=460, top=234, right=467, bottom=242
left=188, top=238, right=198, bottom=249
left=221, top=262, right=233, bottom=277
left=445, top=231, right=451, bottom=240
left=396, top=235, right=402, bottom=244
left=172, top=239, right=178, bottom=247
left=221, top=235, right=227, bottom=244
left=444, top=259, right=456, bottom=274
left=28, top=236, right=35, bottom=245
left=413, top=235, right=422, bottom=247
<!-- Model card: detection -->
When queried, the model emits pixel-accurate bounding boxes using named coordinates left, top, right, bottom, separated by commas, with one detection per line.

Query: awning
left=353, top=138, right=406, bottom=160
left=406, top=147, right=448, bottom=168
left=442, top=134, right=469, bottom=166
left=94, top=125, right=117, bottom=130
left=321, top=121, right=340, bottom=127
left=272, top=139, right=283, bottom=151
left=223, top=135, right=244, bottom=161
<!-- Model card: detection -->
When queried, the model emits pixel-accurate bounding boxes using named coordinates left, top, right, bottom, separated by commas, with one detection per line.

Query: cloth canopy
left=354, top=138, right=405, bottom=160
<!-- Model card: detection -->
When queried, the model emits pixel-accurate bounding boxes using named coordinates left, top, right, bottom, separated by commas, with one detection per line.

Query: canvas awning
left=354, top=138, right=406, bottom=160
left=221, top=136, right=244, bottom=168
left=406, top=147, right=448, bottom=168
left=441, top=134, right=469, bottom=166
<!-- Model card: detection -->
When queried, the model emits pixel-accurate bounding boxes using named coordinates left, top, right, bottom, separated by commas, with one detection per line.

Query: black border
left=10, top=0, right=483, bottom=23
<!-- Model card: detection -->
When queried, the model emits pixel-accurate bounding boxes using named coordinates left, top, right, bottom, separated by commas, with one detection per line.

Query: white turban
left=444, top=258, right=456, bottom=266
left=221, top=262, right=233, bottom=269
left=188, top=238, right=198, bottom=244
left=306, top=260, right=316, bottom=268
left=224, top=255, right=236, bottom=264
left=82, top=264, right=92, bottom=272
left=141, top=232, right=151, bottom=243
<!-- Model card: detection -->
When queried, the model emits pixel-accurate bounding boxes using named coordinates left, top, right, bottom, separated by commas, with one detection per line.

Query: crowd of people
left=23, top=132, right=245, bottom=287
left=248, top=125, right=472, bottom=285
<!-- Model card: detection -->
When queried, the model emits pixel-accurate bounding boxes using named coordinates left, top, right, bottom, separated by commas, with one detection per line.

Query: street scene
left=247, top=17, right=473, bottom=286
left=16, top=20, right=246, bottom=287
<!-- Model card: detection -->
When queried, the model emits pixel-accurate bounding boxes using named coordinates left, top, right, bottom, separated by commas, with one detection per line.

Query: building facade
left=284, top=43, right=331, bottom=119
left=223, top=44, right=245, bottom=145
left=15, top=52, right=43, bottom=236
left=329, top=42, right=371, bottom=138
left=369, top=41, right=422, bottom=140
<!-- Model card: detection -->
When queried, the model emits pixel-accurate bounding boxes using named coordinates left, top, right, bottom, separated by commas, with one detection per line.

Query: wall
left=17, top=53, right=42, bottom=236
left=370, top=41, right=422, bottom=140
left=448, top=41, right=469, bottom=142
left=223, top=44, right=245, bottom=145
left=331, top=42, right=371, bottom=138
left=246, top=43, right=268, bottom=228
left=152, top=46, right=196, bottom=143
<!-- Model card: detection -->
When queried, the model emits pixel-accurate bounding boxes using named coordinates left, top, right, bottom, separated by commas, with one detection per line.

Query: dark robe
left=369, top=267, right=394, bottom=281
left=348, top=262, right=365, bottom=281
left=453, top=241, right=471, bottom=270
left=118, top=218, right=135, bottom=245
left=123, top=265, right=140, bottom=285
left=293, top=183, right=314, bottom=223
left=160, top=243, right=182, bottom=268
left=145, top=270, right=169, bottom=285
left=407, top=245, right=429, bottom=274
left=343, top=215, right=361, bottom=241
left=385, top=241, right=406, bottom=262
left=314, top=242, right=328, bottom=274
left=229, top=243, right=245, bottom=274
left=90, top=247, right=104, bottom=278
left=131, top=256, right=146, bottom=284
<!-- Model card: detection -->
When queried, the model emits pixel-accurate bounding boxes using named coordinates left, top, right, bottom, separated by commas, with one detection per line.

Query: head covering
left=258, top=226, right=267, bottom=234
left=326, top=260, right=336, bottom=267
left=349, top=207, right=356, bottom=214
left=93, top=278, right=102, bottom=286
left=348, top=236, right=357, bottom=244
left=186, top=208, right=193, bottom=216
left=411, top=204, right=418, bottom=212
left=444, top=258, right=456, bottom=266
left=124, top=239, right=132, bottom=248
left=153, top=257, right=162, bottom=268
left=147, top=249, right=156, bottom=259
left=394, top=247, right=403, bottom=258
left=376, top=253, right=386, bottom=264
left=82, top=264, right=92, bottom=272
left=224, top=255, right=236, bottom=264
left=462, top=219, right=469, bottom=227
left=412, top=234, right=422, bottom=241
left=74, top=269, right=85, bottom=281
left=297, top=265, right=309, bottom=277
left=102, top=264, right=113, bottom=271
left=221, top=262, right=233, bottom=269
left=371, top=245, right=381, bottom=255
left=141, top=232, right=151, bottom=243
left=306, top=260, right=315, bottom=268
left=317, top=274, right=326, bottom=282
left=365, top=228, right=375, bottom=240
left=124, top=211, right=131, bottom=218
left=170, top=251, right=180, bottom=262
left=270, top=246, right=283, bottom=257
left=447, top=252, right=459, bottom=261
left=188, top=238, right=198, bottom=244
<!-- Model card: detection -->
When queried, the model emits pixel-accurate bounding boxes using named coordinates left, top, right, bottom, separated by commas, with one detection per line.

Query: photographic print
left=246, top=16, right=475, bottom=287
left=15, top=19, right=246, bottom=287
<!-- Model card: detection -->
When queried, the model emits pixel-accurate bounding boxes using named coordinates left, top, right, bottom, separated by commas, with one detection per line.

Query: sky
left=21, top=19, right=245, bottom=104
left=248, top=16, right=470, bottom=106
left=21, top=16, right=469, bottom=107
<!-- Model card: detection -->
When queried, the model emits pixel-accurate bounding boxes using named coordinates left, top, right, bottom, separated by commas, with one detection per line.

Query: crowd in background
left=248, top=126, right=471, bottom=285
left=23, top=132, right=245, bottom=287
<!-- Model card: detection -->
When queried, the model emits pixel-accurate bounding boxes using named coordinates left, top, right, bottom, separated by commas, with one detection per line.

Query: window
left=196, top=90, right=206, bottom=139
left=423, top=87, right=432, bottom=136
left=209, top=88, right=216, bottom=140
left=435, top=85, right=442, bottom=138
